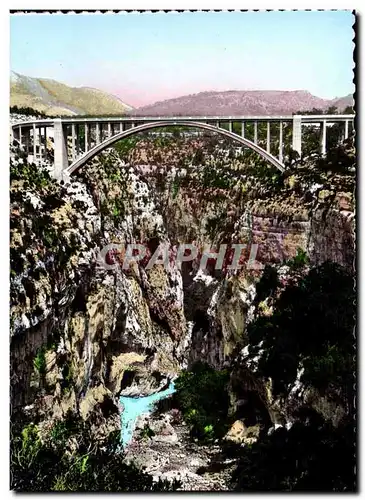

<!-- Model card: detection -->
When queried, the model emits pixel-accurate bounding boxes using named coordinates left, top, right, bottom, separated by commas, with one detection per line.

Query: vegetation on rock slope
left=132, top=90, right=353, bottom=116
left=247, top=261, right=355, bottom=402
left=174, top=260, right=356, bottom=491
left=11, top=412, right=180, bottom=492
left=175, top=362, right=230, bottom=442
left=10, top=122, right=356, bottom=491
left=232, top=411, right=355, bottom=491
left=10, top=72, right=133, bottom=116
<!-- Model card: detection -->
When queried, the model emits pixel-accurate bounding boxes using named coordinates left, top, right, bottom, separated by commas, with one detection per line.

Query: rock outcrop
left=10, top=132, right=355, bottom=458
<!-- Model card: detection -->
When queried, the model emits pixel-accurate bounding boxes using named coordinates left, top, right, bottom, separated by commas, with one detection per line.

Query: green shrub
left=175, top=361, right=230, bottom=441
left=232, top=411, right=356, bottom=492
left=138, top=424, right=155, bottom=441
left=286, top=248, right=309, bottom=270
left=11, top=412, right=181, bottom=492
left=113, top=137, right=141, bottom=160
left=33, top=347, right=46, bottom=375
left=247, top=262, right=355, bottom=400
left=10, top=106, right=49, bottom=118
left=10, top=148, right=53, bottom=191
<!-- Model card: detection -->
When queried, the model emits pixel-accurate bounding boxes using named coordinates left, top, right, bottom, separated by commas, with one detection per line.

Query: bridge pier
left=279, top=121, right=284, bottom=163
left=292, top=115, right=302, bottom=156
left=321, top=120, right=327, bottom=156
left=254, top=121, right=258, bottom=144
left=85, top=124, right=89, bottom=152
left=38, top=127, right=42, bottom=163
left=10, top=125, right=14, bottom=144
left=96, top=123, right=101, bottom=145
left=53, top=118, right=69, bottom=181
left=71, top=124, right=76, bottom=161
left=76, top=124, right=80, bottom=156
left=25, top=129, right=29, bottom=155
left=44, top=127, right=47, bottom=159
left=32, top=123, right=36, bottom=160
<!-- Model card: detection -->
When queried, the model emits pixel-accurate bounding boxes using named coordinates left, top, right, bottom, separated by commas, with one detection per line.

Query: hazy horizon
left=10, top=11, right=355, bottom=107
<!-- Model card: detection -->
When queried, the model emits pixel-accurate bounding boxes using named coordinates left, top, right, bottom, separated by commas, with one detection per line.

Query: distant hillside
left=10, top=71, right=134, bottom=117
left=133, top=90, right=354, bottom=116
left=330, top=94, right=354, bottom=112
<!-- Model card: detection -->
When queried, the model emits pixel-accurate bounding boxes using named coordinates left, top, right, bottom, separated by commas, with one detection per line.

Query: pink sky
left=11, top=12, right=354, bottom=109
left=112, top=86, right=183, bottom=108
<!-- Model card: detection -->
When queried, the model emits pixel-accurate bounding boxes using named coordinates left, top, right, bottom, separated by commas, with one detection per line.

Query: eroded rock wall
left=10, top=137, right=355, bottom=435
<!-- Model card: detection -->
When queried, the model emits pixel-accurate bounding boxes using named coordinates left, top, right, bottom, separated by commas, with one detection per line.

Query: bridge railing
left=11, top=114, right=355, bottom=179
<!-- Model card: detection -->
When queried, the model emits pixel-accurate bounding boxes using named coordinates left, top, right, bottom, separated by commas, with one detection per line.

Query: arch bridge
left=11, top=114, right=354, bottom=181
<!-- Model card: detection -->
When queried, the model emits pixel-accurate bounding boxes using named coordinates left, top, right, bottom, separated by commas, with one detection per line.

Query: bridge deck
left=10, top=114, right=355, bottom=181
left=11, top=114, right=355, bottom=129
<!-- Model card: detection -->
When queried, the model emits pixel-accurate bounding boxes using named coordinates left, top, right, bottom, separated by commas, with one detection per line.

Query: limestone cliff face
left=164, top=195, right=355, bottom=372
left=308, top=206, right=354, bottom=270
left=236, top=202, right=354, bottom=272
left=10, top=149, right=186, bottom=430
left=10, top=136, right=355, bottom=433
left=10, top=150, right=101, bottom=410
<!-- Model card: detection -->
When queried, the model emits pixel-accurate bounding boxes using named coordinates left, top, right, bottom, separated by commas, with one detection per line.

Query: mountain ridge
left=10, top=72, right=353, bottom=117
left=132, top=89, right=354, bottom=116
left=10, top=71, right=134, bottom=116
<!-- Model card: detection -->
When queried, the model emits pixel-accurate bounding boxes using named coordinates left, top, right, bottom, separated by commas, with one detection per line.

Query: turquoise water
left=119, top=381, right=176, bottom=447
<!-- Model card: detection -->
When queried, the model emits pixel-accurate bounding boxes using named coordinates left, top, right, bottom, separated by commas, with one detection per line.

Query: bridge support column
left=38, top=127, right=42, bottom=164
left=76, top=125, right=80, bottom=156
left=228, top=121, right=233, bottom=133
left=279, top=121, right=283, bottom=163
left=85, top=124, right=89, bottom=152
left=71, top=124, right=76, bottom=161
left=96, top=123, right=101, bottom=145
left=40, top=127, right=43, bottom=162
left=44, top=127, right=47, bottom=161
left=241, top=121, right=245, bottom=138
left=345, top=120, right=349, bottom=139
left=254, top=122, right=258, bottom=144
left=24, top=129, right=29, bottom=155
left=32, top=123, right=36, bottom=161
left=266, top=122, right=270, bottom=153
left=10, top=125, right=15, bottom=145
left=53, top=118, right=69, bottom=181
left=321, top=120, right=327, bottom=156
left=292, top=115, right=302, bottom=156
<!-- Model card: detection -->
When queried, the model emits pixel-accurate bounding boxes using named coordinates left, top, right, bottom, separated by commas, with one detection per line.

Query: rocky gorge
left=10, top=127, right=356, bottom=491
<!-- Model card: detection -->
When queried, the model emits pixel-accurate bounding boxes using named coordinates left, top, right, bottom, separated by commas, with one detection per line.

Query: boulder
left=224, top=420, right=261, bottom=445
left=224, top=420, right=247, bottom=444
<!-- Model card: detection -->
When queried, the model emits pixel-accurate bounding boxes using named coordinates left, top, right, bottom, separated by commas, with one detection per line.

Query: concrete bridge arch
left=11, top=114, right=354, bottom=180
left=65, top=120, right=286, bottom=177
